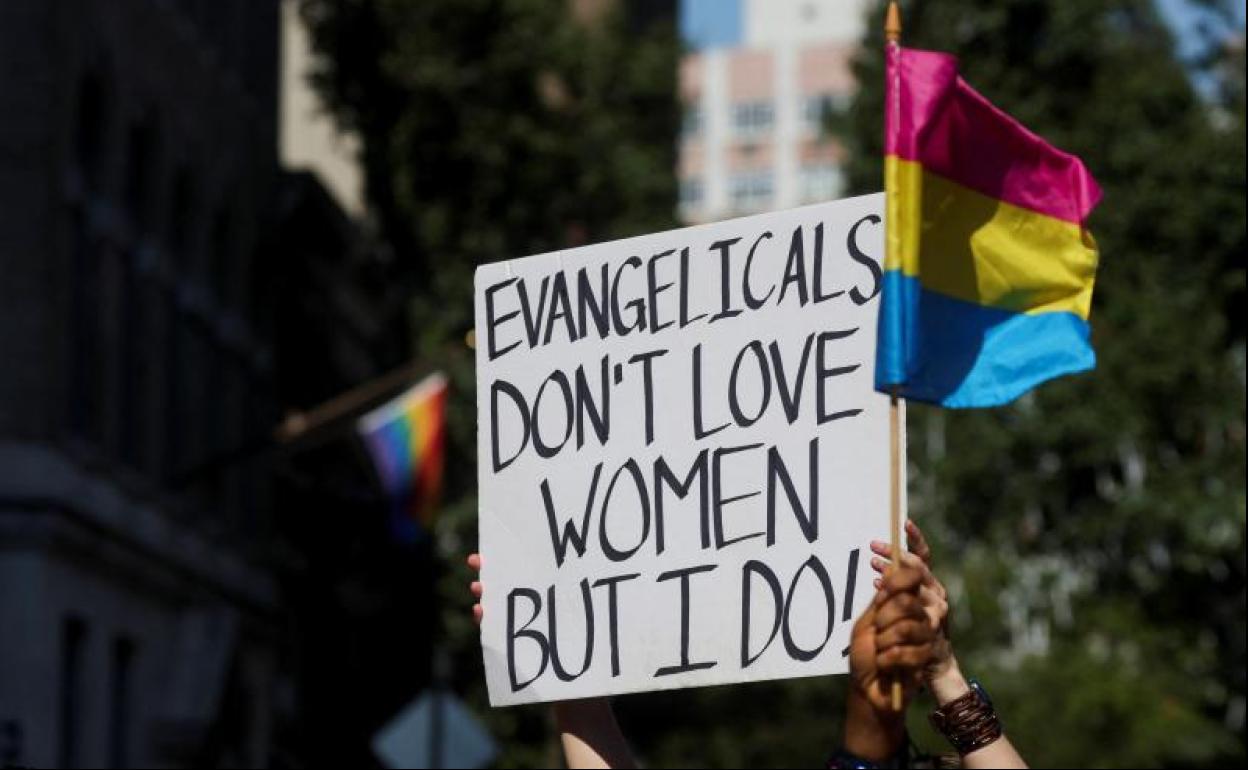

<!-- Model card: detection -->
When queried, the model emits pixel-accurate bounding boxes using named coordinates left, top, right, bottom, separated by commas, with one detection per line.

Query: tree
left=297, top=0, right=679, bottom=763
left=836, top=1, right=1245, bottom=766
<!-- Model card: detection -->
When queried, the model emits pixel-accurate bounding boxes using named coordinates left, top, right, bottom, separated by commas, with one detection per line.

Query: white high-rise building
left=679, top=0, right=870, bottom=222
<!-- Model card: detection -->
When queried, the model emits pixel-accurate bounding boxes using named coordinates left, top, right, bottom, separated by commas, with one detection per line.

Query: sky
left=1157, top=0, right=1246, bottom=59
left=680, top=0, right=1246, bottom=54
left=680, top=0, right=743, bottom=50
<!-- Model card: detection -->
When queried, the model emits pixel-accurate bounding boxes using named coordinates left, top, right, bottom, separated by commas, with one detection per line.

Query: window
left=59, top=618, right=87, bottom=770
left=679, top=177, right=703, bottom=209
left=802, top=93, right=847, bottom=136
left=800, top=163, right=845, bottom=203
left=681, top=105, right=703, bottom=138
left=732, top=101, right=773, bottom=139
left=729, top=171, right=773, bottom=212
left=108, top=638, right=135, bottom=769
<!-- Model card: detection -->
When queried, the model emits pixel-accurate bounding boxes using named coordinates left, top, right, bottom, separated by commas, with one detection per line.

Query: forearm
left=553, top=698, right=637, bottom=769
left=929, top=661, right=1027, bottom=770
left=842, top=689, right=906, bottom=764
left=960, top=732, right=1026, bottom=769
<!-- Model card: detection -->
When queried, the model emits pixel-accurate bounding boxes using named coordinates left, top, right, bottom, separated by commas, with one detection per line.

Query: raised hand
left=868, top=521, right=953, bottom=681
left=465, top=551, right=635, bottom=768
left=848, top=558, right=936, bottom=713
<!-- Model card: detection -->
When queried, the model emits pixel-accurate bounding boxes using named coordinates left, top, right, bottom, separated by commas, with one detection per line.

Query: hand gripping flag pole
left=876, top=0, right=1102, bottom=712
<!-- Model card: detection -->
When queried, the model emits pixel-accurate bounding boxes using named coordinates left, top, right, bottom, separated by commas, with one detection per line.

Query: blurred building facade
left=678, top=0, right=868, bottom=222
left=0, top=0, right=411, bottom=767
left=0, top=0, right=283, bottom=765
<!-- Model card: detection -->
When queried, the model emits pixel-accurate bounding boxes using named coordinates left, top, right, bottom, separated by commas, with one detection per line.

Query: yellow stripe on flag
left=885, top=156, right=1099, bottom=319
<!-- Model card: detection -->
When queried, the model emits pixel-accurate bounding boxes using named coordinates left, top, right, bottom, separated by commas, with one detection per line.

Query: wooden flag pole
left=274, top=359, right=432, bottom=445
left=170, top=359, right=434, bottom=488
left=884, top=0, right=905, bottom=713
left=888, top=390, right=903, bottom=712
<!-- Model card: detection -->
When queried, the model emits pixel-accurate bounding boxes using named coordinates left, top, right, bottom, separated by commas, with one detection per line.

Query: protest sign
left=475, top=193, right=902, bottom=706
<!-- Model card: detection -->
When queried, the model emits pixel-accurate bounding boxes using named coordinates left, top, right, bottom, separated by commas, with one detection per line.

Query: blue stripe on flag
left=875, top=271, right=1095, bottom=408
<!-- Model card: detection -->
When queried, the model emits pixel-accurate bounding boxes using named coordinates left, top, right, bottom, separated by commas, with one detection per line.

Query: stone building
left=0, top=0, right=406, bottom=766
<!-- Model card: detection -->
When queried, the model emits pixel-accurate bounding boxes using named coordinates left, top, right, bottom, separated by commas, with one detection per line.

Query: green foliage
left=837, top=1, right=1246, bottom=766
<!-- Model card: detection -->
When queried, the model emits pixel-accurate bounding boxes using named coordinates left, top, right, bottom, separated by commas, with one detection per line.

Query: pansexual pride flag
left=876, top=45, right=1102, bottom=408
left=358, top=372, right=449, bottom=543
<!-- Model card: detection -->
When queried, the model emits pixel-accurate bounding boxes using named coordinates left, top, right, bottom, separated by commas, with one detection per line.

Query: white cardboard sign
left=475, top=194, right=902, bottom=706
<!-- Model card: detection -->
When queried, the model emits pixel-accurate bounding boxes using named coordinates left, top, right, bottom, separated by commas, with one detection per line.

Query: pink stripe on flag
left=886, top=46, right=1101, bottom=224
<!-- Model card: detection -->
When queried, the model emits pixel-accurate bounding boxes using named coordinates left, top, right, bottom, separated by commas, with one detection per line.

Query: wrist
left=928, top=661, right=970, bottom=707
left=843, top=688, right=906, bottom=763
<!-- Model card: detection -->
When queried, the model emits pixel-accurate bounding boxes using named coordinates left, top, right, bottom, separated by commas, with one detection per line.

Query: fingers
left=905, top=520, right=932, bottom=564
left=868, top=551, right=927, bottom=580
left=874, top=612, right=933, bottom=695
left=869, top=547, right=946, bottom=601
left=877, top=559, right=924, bottom=598
left=873, top=617, right=929, bottom=652
left=874, top=589, right=926, bottom=629
left=873, top=582, right=936, bottom=681
left=877, top=642, right=934, bottom=671
left=468, top=554, right=484, bottom=626
left=869, top=540, right=894, bottom=562
left=868, top=519, right=933, bottom=573
left=872, top=579, right=947, bottom=630
left=855, top=555, right=938, bottom=712
left=920, top=585, right=949, bottom=625
left=868, top=544, right=927, bottom=575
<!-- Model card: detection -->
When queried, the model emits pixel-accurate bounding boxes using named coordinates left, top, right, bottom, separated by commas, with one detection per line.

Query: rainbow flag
left=876, top=45, right=1102, bottom=408
left=358, top=372, right=449, bottom=543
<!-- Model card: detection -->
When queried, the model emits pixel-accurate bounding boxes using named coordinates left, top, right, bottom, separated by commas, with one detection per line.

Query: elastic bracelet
left=928, top=679, right=1002, bottom=756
